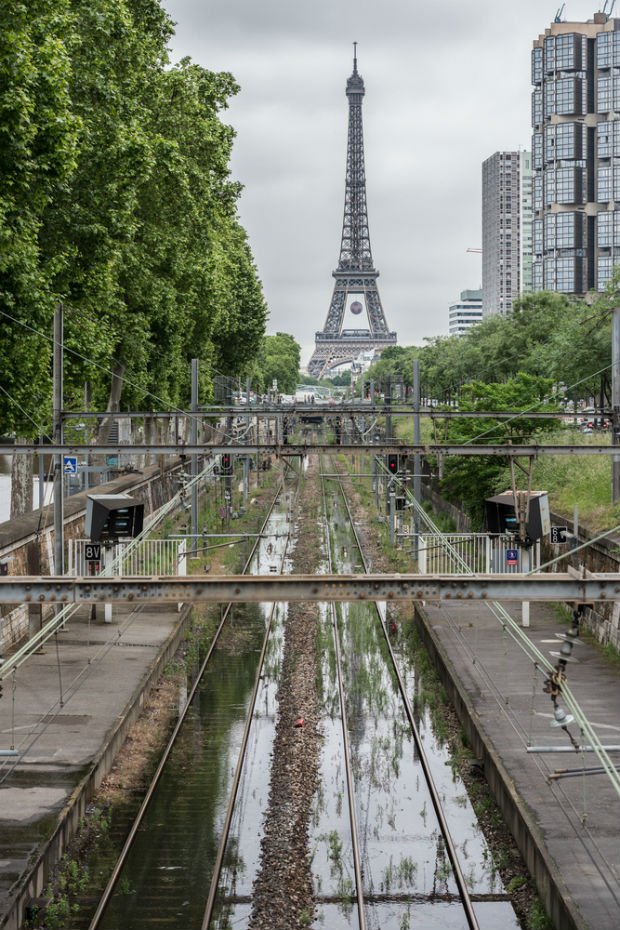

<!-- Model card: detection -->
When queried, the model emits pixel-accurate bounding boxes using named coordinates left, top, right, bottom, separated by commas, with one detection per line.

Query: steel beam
left=0, top=573, right=618, bottom=604
left=52, top=406, right=581, bottom=420
left=0, top=442, right=617, bottom=457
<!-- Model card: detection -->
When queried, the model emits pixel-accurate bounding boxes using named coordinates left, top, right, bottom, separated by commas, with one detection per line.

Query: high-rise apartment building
left=531, top=10, right=620, bottom=295
left=449, top=289, right=483, bottom=336
left=482, top=151, right=532, bottom=316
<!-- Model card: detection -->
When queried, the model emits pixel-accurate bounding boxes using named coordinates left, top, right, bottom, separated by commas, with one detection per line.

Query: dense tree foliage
left=363, top=291, right=611, bottom=406
left=251, top=332, right=301, bottom=395
left=438, top=374, right=559, bottom=525
left=360, top=289, right=616, bottom=523
left=0, top=0, right=267, bottom=437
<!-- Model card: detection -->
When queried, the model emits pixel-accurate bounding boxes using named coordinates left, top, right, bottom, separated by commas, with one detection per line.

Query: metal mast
left=307, top=46, right=397, bottom=378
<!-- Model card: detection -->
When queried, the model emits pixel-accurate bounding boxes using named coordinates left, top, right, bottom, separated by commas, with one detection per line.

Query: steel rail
left=332, top=473, right=482, bottom=930
left=200, top=598, right=283, bottom=930
left=1, top=441, right=619, bottom=455
left=87, top=481, right=288, bottom=930
left=321, top=469, right=367, bottom=930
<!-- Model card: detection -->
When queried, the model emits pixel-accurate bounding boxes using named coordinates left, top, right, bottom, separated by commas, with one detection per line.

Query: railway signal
left=221, top=453, right=233, bottom=476
left=387, top=454, right=399, bottom=475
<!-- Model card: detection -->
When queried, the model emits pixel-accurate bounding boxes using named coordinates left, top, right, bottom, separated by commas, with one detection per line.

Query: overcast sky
left=162, top=0, right=599, bottom=366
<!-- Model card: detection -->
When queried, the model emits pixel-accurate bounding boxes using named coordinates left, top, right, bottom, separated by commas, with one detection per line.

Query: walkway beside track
left=416, top=599, right=620, bottom=930
left=0, top=603, right=190, bottom=930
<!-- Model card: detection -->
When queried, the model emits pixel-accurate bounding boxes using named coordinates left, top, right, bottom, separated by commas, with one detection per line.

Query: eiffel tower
left=307, top=46, right=397, bottom=378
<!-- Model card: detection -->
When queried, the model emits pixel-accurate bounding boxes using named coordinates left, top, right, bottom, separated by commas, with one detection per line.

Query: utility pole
left=612, top=306, right=620, bottom=501
left=53, top=303, right=64, bottom=577
left=413, top=358, right=421, bottom=560
left=190, top=359, right=199, bottom=557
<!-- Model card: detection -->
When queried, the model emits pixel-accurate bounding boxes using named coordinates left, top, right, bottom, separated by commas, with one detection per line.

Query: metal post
left=53, top=303, right=64, bottom=577
left=413, top=359, right=421, bottom=561
left=389, top=483, right=395, bottom=545
left=190, top=359, right=199, bottom=557
left=612, top=307, right=620, bottom=501
left=244, top=377, right=251, bottom=505
left=38, top=434, right=45, bottom=510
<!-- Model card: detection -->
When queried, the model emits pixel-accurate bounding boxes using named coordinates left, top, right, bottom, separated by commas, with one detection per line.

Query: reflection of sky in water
left=214, top=501, right=292, bottom=928
left=308, top=486, right=520, bottom=929
left=97, top=487, right=293, bottom=930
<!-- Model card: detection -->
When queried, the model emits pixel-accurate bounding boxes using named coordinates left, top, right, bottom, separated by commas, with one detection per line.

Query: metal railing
left=418, top=533, right=540, bottom=574
left=68, top=538, right=186, bottom=577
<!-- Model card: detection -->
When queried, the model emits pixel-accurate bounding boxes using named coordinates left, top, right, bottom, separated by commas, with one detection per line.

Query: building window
left=544, top=36, right=556, bottom=73
left=533, top=218, right=543, bottom=254
left=598, top=76, right=612, bottom=112
left=556, top=78, right=576, bottom=115
left=556, top=257, right=576, bottom=292
left=532, top=90, right=543, bottom=126
left=532, top=47, right=543, bottom=84
left=598, top=210, right=612, bottom=247
left=543, top=256, right=556, bottom=289
left=598, top=121, right=611, bottom=158
left=545, top=81, right=556, bottom=118
left=544, top=125, right=555, bottom=162
left=556, top=122, right=577, bottom=159
left=556, top=34, right=575, bottom=70
left=533, top=132, right=543, bottom=169
left=598, top=165, right=612, bottom=201
left=533, top=174, right=543, bottom=211
left=533, top=261, right=543, bottom=290
left=556, top=167, right=580, bottom=204
left=557, top=212, right=579, bottom=248
left=544, top=170, right=556, bottom=206
left=544, top=214, right=556, bottom=251
left=598, top=256, right=613, bottom=290
left=598, top=31, right=611, bottom=69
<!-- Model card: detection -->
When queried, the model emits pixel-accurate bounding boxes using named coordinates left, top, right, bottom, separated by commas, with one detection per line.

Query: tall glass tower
left=531, top=9, right=620, bottom=294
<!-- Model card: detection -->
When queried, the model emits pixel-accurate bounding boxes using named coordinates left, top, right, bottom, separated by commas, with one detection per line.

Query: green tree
left=439, top=373, right=559, bottom=526
left=252, top=333, right=301, bottom=394
left=0, top=0, right=79, bottom=436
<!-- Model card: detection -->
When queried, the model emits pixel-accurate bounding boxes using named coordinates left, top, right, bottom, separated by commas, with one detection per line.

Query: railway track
left=86, top=479, right=295, bottom=930
left=78, top=455, right=519, bottom=930
left=321, top=463, right=484, bottom=929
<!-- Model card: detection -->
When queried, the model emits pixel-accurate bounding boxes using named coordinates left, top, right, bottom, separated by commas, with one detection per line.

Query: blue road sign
left=63, top=456, right=78, bottom=475
left=506, top=548, right=519, bottom=566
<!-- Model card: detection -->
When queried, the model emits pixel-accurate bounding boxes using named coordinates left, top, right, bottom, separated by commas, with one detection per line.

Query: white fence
left=68, top=538, right=187, bottom=577
left=419, top=534, right=540, bottom=575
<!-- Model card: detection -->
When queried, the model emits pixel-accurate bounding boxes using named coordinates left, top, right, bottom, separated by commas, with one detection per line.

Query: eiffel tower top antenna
left=353, top=41, right=357, bottom=72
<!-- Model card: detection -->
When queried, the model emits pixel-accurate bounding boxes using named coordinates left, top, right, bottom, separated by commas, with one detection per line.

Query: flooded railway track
left=80, top=455, right=521, bottom=930
left=316, top=459, right=519, bottom=930
left=87, top=479, right=296, bottom=930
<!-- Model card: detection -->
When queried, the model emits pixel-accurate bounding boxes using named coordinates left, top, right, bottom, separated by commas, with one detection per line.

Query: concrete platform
left=0, top=603, right=189, bottom=930
left=418, top=599, right=620, bottom=930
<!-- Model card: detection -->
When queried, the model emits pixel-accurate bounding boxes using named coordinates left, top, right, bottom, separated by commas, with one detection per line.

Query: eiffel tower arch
left=307, top=47, right=397, bottom=379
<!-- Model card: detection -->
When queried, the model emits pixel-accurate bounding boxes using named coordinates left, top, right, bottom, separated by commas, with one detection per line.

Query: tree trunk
left=96, top=360, right=126, bottom=443
left=10, top=438, right=33, bottom=518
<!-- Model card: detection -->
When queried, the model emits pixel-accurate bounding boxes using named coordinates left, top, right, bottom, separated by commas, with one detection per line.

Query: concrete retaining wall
left=414, top=605, right=588, bottom=930
left=0, top=463, right=183, bottom=656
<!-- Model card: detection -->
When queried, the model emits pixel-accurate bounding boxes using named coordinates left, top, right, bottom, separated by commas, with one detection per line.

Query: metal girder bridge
left=0, top=443, right=618, bottom=457
left=0, top=573, right=618, bottom=604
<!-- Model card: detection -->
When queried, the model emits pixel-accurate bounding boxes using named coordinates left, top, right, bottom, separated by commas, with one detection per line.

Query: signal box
left=85, top=494, right=144, bottom=542
left=484, top=491, right=550, bottom=542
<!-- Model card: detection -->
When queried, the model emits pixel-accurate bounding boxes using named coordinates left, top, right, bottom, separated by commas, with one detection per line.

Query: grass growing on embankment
left=498, top=429, right=620, bottom=534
